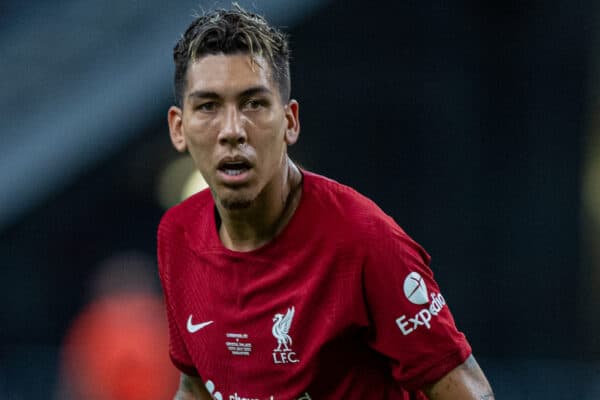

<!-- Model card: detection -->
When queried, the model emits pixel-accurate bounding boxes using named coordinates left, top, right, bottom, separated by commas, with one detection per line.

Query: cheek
left=254, top=122, right=285, bottom=154
left=182, top=125, right=215, bottom=173
left=184, top=118, right=216, bottom=148
left=254, top=111, right=287, bottom=141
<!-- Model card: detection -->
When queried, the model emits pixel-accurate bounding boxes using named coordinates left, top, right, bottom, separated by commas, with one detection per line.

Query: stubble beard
left=219, top=197, right=253, bottom=210
left=212, top=187, right=254, bottom=210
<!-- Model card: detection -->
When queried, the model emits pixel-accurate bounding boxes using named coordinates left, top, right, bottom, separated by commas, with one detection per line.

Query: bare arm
left=173, top=373, right=213, bottom=400
left=422, top=355, right=494, bottom=400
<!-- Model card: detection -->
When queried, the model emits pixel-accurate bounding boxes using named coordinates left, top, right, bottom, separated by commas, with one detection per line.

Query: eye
left=196, top=101, right=218, bottom=112
left=243, top=98, right=267, bottom=111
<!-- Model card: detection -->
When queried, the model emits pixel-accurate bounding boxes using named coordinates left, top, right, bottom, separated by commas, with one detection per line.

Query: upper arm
left=422, top=355, right=494, bottom=400
left=174, top=373, right=213, bottom=400
left=361, top=226, right=473, bottom=389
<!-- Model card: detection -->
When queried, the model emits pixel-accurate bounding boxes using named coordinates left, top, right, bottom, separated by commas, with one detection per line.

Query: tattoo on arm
left=174, top=373, right=212, bottom=400
left=180, top=374, right=197, bottom=393
left=422, top=355, right=494, bottom=400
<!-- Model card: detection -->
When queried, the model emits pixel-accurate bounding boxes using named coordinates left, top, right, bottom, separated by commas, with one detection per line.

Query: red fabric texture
left=158, top=171, right=471, bottom=399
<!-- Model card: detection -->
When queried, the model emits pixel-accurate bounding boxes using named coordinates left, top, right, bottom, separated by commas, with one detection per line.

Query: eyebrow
left=187, top=85, right=272, bottom=101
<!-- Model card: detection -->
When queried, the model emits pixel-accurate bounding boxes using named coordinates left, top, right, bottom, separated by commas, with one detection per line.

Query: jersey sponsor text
left=396, top=292, right=447, bottom=336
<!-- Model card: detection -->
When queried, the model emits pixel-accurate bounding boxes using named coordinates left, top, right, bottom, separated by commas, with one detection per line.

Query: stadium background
left=1, top=0, right=600, bottom=398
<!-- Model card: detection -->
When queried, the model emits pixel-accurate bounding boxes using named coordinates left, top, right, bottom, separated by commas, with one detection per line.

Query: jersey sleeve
left=362, top=220, right=471, bottom=391
left=157, top=210, right=199, bottom=377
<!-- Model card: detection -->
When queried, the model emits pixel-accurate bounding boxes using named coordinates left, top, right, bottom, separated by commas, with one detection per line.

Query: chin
left=217, top=190, right=255, bottom=210
left=219, top=198, right=253, bottom=210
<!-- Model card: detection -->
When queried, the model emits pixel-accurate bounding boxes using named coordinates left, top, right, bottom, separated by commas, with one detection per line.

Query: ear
left=167, top=106, right=187, bottom=152
left=284, top=100, right=300, bottom=145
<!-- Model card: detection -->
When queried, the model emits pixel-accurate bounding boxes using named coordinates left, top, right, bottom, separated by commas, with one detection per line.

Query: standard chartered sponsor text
left=228, top=392, right=311, bottom=400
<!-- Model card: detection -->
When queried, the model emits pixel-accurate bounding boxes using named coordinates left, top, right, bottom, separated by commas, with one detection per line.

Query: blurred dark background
left=1, top=0, right=600, bottom=399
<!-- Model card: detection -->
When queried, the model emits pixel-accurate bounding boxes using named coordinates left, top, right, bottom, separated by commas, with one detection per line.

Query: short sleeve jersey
left=157, top=171, right=471, bottom=399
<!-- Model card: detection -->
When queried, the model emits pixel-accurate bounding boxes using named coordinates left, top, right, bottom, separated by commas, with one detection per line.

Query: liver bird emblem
left=272, top=306, right=295, bottom=352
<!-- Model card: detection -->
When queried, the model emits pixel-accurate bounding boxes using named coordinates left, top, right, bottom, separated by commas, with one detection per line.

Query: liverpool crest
left=272, top=306, right=299, bottom=364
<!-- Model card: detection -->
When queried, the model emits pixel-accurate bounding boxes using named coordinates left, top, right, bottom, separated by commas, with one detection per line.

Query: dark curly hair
left=172, top=4, right=291, bottom=107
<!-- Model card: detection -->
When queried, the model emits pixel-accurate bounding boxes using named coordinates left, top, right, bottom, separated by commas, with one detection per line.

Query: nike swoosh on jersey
left=187, top=315, right=214, bottom=333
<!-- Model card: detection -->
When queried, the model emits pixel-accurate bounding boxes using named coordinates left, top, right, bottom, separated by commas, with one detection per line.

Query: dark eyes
left=242, top=99, right=268, bottom=110
left=194, top=98, right=268, bottom=113
left=196, top=102, right=217, bottom=112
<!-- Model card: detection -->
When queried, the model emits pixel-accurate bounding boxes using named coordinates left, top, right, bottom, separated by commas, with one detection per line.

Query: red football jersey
left=157, top=171, right=471, bottom=399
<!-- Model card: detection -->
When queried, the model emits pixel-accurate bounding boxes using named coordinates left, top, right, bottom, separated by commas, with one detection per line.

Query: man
left=159, top=5, right=494, bottom=399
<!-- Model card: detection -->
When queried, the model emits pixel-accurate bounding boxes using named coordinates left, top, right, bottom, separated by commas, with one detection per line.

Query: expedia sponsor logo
left=396, top=272, right=447, bottom=336
left=403, top=271, right=428, bottom=305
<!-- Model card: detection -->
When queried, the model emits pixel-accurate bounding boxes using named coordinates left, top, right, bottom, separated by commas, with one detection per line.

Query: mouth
left=218, top=160, right=251, bottom=175
left=217, top=157, right=252, bottom=181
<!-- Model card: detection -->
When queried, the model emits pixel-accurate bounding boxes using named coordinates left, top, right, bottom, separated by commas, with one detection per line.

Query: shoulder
left=303, top=171, right=429, bottom=264
left=303, top=171, right=405, bottom=238
left=157, top=188, right=214, bottom=267
left=304, top=171, right=381, bottom=216
left=158, top=188, right=213, bottom=236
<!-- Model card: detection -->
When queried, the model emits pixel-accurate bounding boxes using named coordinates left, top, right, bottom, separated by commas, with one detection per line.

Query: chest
left=171, top=248, right=367, bottom=396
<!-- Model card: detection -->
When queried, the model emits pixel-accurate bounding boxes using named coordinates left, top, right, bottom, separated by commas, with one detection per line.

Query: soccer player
left=159, top=5, right=494, bottom=400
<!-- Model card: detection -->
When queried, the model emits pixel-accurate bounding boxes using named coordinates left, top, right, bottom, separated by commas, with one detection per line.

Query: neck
left=217, top=158, right=302, bottom=252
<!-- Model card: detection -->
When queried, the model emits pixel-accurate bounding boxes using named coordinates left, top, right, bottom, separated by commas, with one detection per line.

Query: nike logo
left=187, top=315, right=214, bottom=333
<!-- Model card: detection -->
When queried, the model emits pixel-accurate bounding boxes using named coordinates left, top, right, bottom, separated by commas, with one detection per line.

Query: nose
left=218, top=105, right=246, bottom=146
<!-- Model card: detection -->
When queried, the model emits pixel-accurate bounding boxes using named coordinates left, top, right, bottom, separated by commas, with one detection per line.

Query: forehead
left=185, top=54, right=276, bottom=97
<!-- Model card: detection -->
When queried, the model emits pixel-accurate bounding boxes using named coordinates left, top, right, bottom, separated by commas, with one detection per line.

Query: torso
left=159, top=171, right=457, bottom=400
